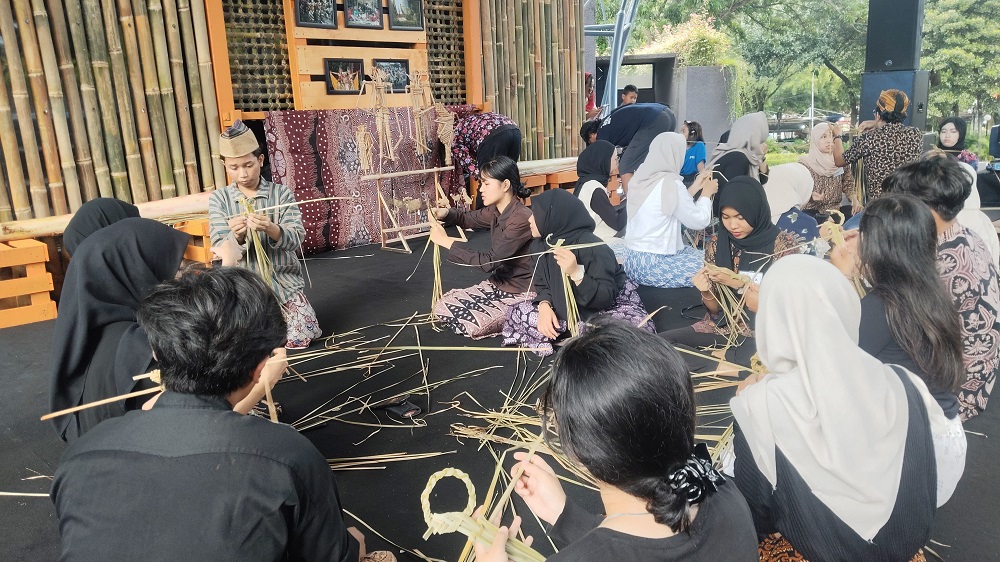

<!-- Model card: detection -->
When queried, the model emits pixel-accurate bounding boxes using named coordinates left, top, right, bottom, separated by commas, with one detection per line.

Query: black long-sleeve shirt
left=589, top=189, right=627, bottom=233
left=51, top=392, right=359, bottom=562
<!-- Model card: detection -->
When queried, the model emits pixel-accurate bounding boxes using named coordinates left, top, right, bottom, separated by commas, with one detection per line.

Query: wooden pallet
left=173, top=219, right=213, bottom=265
left=0, top=239, right=57, bottom=329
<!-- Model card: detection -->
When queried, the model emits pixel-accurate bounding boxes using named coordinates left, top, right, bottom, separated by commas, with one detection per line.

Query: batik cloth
left=432, top=280, right=534, bottom=339
left=622, top=245, right=703, bottom=288
left=501, top=280, right=654, bottom=357
left=282, top=290, right=323, bottom=349
left=758, top=534, right=925, bottom=562
left=451, top=111, right=517, bottom=179
left=937, top=223, right=1000, bottom=421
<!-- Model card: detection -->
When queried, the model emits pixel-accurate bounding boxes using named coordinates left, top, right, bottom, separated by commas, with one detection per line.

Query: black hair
left=622, top=84, right=638, bottom=95
left=859, top=194, right=965, bottom=394
left=542, top=317, right=701, bottom=533
left=138, top=267, right=287, bottom=397
left=881, top=156, right=971, bottom=221
left=480, top=155, right=531, bottom=199
left=580, top=119, right=601, bottom=146
left=683, top=120, right=704, bottom=144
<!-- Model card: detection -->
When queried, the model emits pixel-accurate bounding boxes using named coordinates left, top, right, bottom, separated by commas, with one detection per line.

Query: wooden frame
left=344, top=0, right=384, bottom=29
left=298, top=46, right=428, bottom=110
left=387, top=0, right=423, bottom=30
left=372, top=59, right=410, bottom=93
left=294, top=0, right=338, bottom=29
left=324, top=58, right=365, bottom=94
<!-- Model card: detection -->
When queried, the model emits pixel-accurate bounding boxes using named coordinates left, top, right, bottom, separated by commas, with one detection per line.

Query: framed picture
left=325, top=59, right=364, bottom=94
left=295, top=0, right=337, bottom=29
left=373, top=59, right=410, bottom=93
left=388, top=0, right=423, bottom=30
left=345, top=0, right=383, bottom=29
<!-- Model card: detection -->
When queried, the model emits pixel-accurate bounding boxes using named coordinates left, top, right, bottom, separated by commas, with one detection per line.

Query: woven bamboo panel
left=222, top=0, right=295, bottom=112
left=424, top=0, right=466, bottom=105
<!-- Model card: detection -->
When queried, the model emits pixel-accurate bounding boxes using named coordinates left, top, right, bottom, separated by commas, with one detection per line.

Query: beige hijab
left=763, top=163, right=814, bottom=222
left=731, top=255, right=947, bottom=540
left=707, top=111, right=768, bottom=176
left=798, top=122, right=842, bottom=177
left=956, top=162, right=1000, bottom=267
left=626, top=132, right=686, bottom=218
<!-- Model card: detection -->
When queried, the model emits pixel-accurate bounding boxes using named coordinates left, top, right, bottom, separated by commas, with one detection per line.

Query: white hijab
left=956, top=162, right=1000, bottom=267
left=763, top=163, right=814, bottom=223
left=627, top=132, right=686, bottom=219
left=731, top=255, right=947, bottom=540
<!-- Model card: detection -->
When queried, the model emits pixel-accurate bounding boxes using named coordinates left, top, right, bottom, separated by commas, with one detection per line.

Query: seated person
left=680, top=120, right=707, bottom=185
left=430, top=156, right=535, bottom=339
left=938, top=117, right=978, bottom=170
left=502, top=189, right=651, bottom=356
left=62, top=197, right=140, bottom=256
left=573, top=140, right=626, bottom=255
left=622, top=132, right=717, bottom=288
left=955, top=161, right=1000, bottom=267
left=595, top=102, right=677, bottom=191
left=49, top=218, right=188, bottom=442
left=799, top=122, right=858, bottom=216
left=762, top=162, right=821, bottom=251
left=208, top=120, right=321, bottom=349
left=659, top=178, right=798, bottom=364
left=883, top=156, right=1000, bottom=421
left=830, top=193, right=966, bottom=506
left=476, top=318, right=759, bottom=561
left=732, top=255, right=950, bottom=562
left=51, top=267, right=386, bottom=561
left=706, top=112, right=769, bottom=213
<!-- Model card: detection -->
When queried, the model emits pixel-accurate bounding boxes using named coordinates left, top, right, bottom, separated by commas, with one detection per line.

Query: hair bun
left=667, top=443, right=725, bottom=505
left=515, top=182, right=532, bottom=199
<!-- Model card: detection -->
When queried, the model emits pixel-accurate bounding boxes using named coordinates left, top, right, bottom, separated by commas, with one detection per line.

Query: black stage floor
left=0, top=231, right=997, bottom=561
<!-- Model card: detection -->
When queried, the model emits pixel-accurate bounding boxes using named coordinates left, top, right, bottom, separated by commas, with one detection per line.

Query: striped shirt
left=208, top=179, right=305, bottom=303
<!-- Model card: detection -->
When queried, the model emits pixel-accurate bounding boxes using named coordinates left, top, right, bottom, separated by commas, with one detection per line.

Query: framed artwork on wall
left=295, top=0, right=338, bottom=29
left=372, top=59, right=410, bottom=93
left=325, top=59, right=364, bottom=94
left=345, top=0, right=383, bottom=29
left=388, top=0, right=423, bottom=30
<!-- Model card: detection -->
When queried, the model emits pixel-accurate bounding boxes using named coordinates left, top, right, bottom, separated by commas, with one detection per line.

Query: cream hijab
left=763, top=163, right=814, bottom=222
left=707, top=111, right=768, bottom=176
left=731, top=255, right=947, bottom=540
left=956, top=162, right=1000, bottom=267
left=626, top=132, right=686, bottom=219
left=798, top=122, right=842, bottom=177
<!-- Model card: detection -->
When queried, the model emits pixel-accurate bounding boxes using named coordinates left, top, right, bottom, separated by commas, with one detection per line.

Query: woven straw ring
left=421, top=467, right=477, bottom=535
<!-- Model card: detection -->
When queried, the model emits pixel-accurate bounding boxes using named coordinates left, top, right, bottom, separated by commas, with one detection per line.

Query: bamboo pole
left=513, top=1, right=529, bottom=158
left=41, top=0, right=100, bottom=205
left=531, top=0, right=545, bottom=159
left=0, top=153, right=12, bottom=222
left=81, top=0, right=132, bottom=201
left=28, top=0, right=85, bottom=212
left=176, top=0, right=213, bottom=193
left=113, top=0, right=161, bottom=201
left=0, top=0, right=49, bottom=217
left=162, top=0, right=200, bottom=195
left=0, top=65, right=32, bottom=220
left=101, top=0, right=149, bottom=203
left=11, top=0, right=69, bottom=215
left=147, top=0, right=188, bottom=197
left=546, top=0, right=559, bottom=157
left=570, top=0, right=582, bottom=154
left=130, top=0, right=177, bottom=199
left=188, top=0, right=226, bottom=191
left=480, top=0, right=496, bottom=109
left=63, top=0, right=114, bottom=199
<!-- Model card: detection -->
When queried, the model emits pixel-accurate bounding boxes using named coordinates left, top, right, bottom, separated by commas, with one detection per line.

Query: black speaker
left=864, top=0, right=925, bottom=72
left=859, top=70, right=929, bottom=130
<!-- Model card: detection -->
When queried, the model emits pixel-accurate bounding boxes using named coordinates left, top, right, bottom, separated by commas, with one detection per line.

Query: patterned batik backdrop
left=266, top=109, right=464, bottom=253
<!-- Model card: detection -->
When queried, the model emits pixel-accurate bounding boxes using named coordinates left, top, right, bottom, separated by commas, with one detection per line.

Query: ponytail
left=514, top=182, right=532, bottom=199
left=625, top=443, right=725, bottom=533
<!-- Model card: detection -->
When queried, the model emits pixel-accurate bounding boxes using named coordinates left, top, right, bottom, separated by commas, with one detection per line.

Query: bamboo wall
left=480, top=0, right=584, bottom=160
left=0, top=0, right=226, bottom=222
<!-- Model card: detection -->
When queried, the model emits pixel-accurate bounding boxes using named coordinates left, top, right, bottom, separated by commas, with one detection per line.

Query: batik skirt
left=758, top=535, right=925, bottom=562
left=501, top=279, right=654, bottom=357
left=622, top=245, right=703, bottom=288
left=282, top=291, right=323, bottom=349
left=432, top=280, right=534, bottom=339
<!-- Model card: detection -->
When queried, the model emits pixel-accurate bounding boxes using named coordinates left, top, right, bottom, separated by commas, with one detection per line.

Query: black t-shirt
left=597, top=103, right=668, bottom=146
left=546, top=480, right=758, bottom=561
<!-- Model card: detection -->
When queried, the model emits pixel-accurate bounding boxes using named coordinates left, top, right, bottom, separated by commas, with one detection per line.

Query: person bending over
left=595, top=102, right=677, bottom=192
left=51, top=267, right=387, bottom=561
left=476, top=318, right=758, bottom=561
left=209, top=120, right=320, bottom=349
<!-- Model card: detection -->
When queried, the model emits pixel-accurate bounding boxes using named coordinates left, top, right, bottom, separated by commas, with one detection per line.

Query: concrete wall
left=670, top=66, right=735, bottom=150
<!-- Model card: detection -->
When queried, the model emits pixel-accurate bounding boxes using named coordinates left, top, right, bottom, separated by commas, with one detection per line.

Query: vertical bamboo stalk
left=531, top=0, right=545, bottom=159
left=0, top=0, right=49, bottom=216
left=0, top=155, right=12, bottom=222
left=176, top=0, right=213, bottom=192
left=480, top=0, right=496, bottom=109
left=513, top=1, right=530, bottom=158
left=114, top=0, right=161, bottom=201
left=189, top=0, right=225, bottom=191
left=130, top=0, right=176, bottom=199
left=81, top=0, right=132, bottom=201
left=12, top=0, right=70, bottom=214
left=146, top=0, right=187, bottom=197
left=547, top=0, right=560, bottom=157
left=63, top=0, right=113, bottom=198
left=162, top=0, right=199, bottom=195
left=569, top=0, right=582, bottom=154
left=0, top=70, right=32, bottom=220
left=101, top=0, right=149, bottom=203
left=42, top=0, right=100, bottom=203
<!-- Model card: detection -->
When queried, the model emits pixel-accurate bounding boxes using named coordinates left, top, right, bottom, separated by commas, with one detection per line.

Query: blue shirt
left=681, top=142, right=707, bottom=175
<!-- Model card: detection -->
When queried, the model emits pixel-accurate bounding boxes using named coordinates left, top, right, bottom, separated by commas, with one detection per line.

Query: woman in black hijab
left=574, top=140, right=627, bottom=255
left=937, top=117, right=979, bottom=169
left=660, top=177, right=798, bottom=364
left=50, top=218, right=189, bottom=441
left=62, top=198, right=140, bottom=257
left=501, top=189, right=651, bottom=356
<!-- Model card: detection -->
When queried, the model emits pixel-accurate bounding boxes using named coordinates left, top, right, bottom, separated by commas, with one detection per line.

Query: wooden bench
left=0, top=239, right=57, bottom=329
